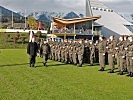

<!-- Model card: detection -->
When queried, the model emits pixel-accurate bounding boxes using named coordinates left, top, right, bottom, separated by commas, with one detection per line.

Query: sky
left=0, top=0, right=133, bottom=14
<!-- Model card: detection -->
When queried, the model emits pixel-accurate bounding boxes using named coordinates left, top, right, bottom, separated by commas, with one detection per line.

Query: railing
left=53, top=29, right=101, bottom=35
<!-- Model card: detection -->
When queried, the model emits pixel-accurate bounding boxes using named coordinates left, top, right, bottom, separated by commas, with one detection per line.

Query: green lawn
left=0, top=49, right=133, bottom=100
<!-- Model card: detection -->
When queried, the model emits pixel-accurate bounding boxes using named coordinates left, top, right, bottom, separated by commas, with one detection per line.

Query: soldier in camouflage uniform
left=69, top=43, right=73, bottom=64
left=77, top=40, right=85, bottom=67
left=123, top=36, right=129, bottom=72
left=106, top=36, right=116, bottom=73
left=89, top=40, right=95, bottom=66
left=72, top=41, right=78, bottom=65
left=61, top=44, right=65, bottom=63
left=98, top=36, right=106, bottom=71
left=54, top=45, right=58, bottom=61
left=117, top=36, right=125, bottom=75
left=40, top=41, right=51, bottom=66
left=126, top=36, right=133, bottom=77
left=57, top=44, right=61, bottom=62
left=51, top=43, right=56, bottom=60
left=64, top=43, right=69, bottom=64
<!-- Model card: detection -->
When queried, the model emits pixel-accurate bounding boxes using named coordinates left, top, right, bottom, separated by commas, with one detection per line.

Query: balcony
left=53, top=28, right=100, bottom=36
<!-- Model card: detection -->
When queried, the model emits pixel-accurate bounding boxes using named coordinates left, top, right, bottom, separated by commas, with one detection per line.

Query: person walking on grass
left=40, top=40, right=51, bottom=67
left=27, top=37, right=38, bottom=67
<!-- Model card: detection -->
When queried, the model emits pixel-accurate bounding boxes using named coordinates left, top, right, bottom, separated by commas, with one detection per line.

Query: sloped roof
left=87, top=0, right=133, bottom=37
left=53, top=16, right=101, bottom=25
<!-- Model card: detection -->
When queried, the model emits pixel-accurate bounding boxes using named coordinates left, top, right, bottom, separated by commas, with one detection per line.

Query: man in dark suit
left=27, top=37, right=38, bottom=67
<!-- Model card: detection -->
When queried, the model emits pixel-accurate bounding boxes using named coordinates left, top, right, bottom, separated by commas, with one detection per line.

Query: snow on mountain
left=23, top=11, right=84, bottom=23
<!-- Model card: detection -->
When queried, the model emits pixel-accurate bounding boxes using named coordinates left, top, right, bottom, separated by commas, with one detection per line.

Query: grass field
left=0, top=49, right=133, bottom=100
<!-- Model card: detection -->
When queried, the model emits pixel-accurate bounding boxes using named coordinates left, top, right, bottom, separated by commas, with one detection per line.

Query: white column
left=74, top=23, right=75, bottom=34
left=91, top=20, right=94, bottom=40
left=74, top=23, right=76, bottom=40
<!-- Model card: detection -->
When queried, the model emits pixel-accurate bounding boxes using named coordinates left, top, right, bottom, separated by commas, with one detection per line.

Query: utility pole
left=12, top=11, right=14, bottom=28
left=24, top=10, right=27, bottom=29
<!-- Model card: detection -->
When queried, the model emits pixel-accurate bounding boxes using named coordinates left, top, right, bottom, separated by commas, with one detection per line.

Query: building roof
left=86, top=0, right=133, bottom=37
left=53, top=16, right=101, bottom=25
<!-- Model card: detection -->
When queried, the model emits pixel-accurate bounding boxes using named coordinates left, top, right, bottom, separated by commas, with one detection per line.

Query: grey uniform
left=126, top=41, right=133, bottom=76
left=40, top=43, right=51, bottom=66
left=98, top=40, right=106, bottom=70
left=77, top=43, right=84, bottom=67
left=89, top=44, right=95, bottom=65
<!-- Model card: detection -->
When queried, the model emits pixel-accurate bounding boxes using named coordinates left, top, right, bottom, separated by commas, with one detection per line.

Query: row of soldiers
left=45, top=35, right=133, bottom=77
left=48, top=40, right=85, bottom=67
left=46, top=39, right=98, bottom=67
left=96, top=35, right=133, bottom=77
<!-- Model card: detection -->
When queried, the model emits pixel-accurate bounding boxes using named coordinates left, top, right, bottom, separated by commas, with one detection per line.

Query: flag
left=29, top=31, right=34, bottom=42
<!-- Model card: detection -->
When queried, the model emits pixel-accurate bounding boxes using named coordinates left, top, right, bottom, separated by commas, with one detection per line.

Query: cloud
left=0, top=0, right=133, bottom=15
left=0, top=0, right=85, bottom=14
left=99, top=0, right=124, bottom=2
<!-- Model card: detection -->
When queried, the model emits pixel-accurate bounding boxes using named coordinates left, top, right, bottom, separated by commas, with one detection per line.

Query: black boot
left=31, top=64, right=34, bottom=67
left=127, top=72, right=131, bottom=77
left=98, top=67, right=104, bottom=71
left=43, top=62, right=46, bottom=66
left=119, top=71, right=123, bottom=75
left=123, top=68, right=128, bottom=72
left=109, top=70, right=114, bottom=73
left=130, top=73, right=133, bottom=77
left=78, top=64, right=82, bottom=67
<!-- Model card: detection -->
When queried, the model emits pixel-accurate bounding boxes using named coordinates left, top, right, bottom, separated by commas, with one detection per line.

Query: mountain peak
left=63, top=11, right=80, bottom=19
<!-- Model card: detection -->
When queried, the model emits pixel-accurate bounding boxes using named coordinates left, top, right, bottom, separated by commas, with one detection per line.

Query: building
left=51, top=16, right=101, bottom=41
left=86, top=0, right=133, bottom=37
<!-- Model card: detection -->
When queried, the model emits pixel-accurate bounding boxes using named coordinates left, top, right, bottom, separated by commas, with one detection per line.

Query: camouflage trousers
left=99, top=53, right=105, bottom=68
left=108, top=54, right=115, bottom=70
left=127, top=56, right=133, bottom=73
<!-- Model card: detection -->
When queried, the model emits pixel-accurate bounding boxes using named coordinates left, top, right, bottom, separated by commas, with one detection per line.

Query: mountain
left=63, top=11, right=80, bottom=19
left=38, top=14, right=52, bottom=22
left=0, top=6, right=21, bottom=17
left=0, top=6, right=84, bottom=23
left=25, top=11, right=82, bottom=23
left=0, top=6, right=24, bottom=23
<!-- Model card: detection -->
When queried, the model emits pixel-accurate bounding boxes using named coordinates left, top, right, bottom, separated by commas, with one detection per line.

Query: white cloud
left=0, top=0, right=133, bottom=14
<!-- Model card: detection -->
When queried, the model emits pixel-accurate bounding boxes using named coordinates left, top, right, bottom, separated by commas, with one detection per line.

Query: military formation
left=27, top=35, right=133, bottom=77
left=47, top=35, right=133, bottom=77
left=47, top=38, right=100, bottom=68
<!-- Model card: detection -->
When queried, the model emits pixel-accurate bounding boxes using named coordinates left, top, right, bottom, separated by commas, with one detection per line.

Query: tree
left=26, top=16, right=38, bottom=30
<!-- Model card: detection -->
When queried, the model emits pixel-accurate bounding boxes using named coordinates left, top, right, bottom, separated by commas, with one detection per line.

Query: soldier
left=123, top=35, right=129, bottom=72
left=77, top=40, right=84, bottom=67
left=84, top=40, right=90, bottom=64
left=69, top=42, right=73, bottom=64
left=40, top=41, right=51, bottom=66
left=48, top=41, right=53, bottom=60
left=126, top=36, right=133, bottom=77
left=51, top=43, right=55, bottom=60
left=98, top=36, right=106, bottom=71
left=64, top=44, right=69, bottom=64
left=94, top=40, right=99, bottom=63
left=89, top=40, right=95, bottom=66
left=27, top=37, right=38, bottom=67
left=115, top=38, right=122, bottom=72
left=55, top=45, right=58, bottom=61
left=106, top=36, right=116, bottom=73
left=72, top=41, right=78, bottom=65
left=61, top=44, right=65, bottom=63
left=57, top=44, right=61, bottom=62
left=117, top=36, right=125, bottom=75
